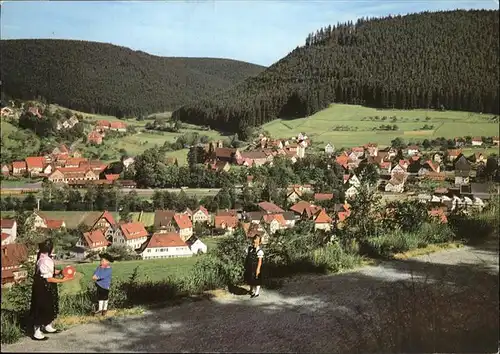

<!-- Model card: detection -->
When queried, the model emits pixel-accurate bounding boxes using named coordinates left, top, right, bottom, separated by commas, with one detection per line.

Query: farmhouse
left=12, top=161, right=27, bottom=176
left=48, top=167, right=99, bottom=184
left=113, top=222, right=149, bottom=250
left=447, top=149, right=462, bottom=162
left=214, top=215, right=239, bottom=233
left=261, top=214, right=287, bottom=234
left=28, top=211, right=66, bottom=230
left=25, top=156, right=47, bottom=176
left=287, top=188, right=303, bottom=203
left=81, top=210, right=117, bottom=239
left=258, top=201, right=285, bottom=214
left=142, top=232, right=192, bottom=259
left=313, top=209, right=332, bottom=231
left=1, top=243, right=28, bottom=287
left=185, top=236, right=208, bottom=254
left=471, top=137, right=483, bottom=146
left=191, top=206, right=210, bottom=224
left=87, top=131, right=103, bottom=145
left=1, top=219, right=17, bottom=245
left=385, top=174, right=407, bottom=193
left=154, top=210, right=193, bottom=240
left=290, top=201, right=321, bottom=219
left=74, top=229, right=110, bottom=258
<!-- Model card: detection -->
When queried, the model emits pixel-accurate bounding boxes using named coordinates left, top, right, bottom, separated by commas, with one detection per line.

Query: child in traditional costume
left=30, top=239, right=74, bottom=341
left=244, top=235, right=264, bottom=298
left=92, top=253, right=113, bottom=316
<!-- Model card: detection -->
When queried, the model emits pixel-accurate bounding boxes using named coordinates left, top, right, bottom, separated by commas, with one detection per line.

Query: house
left=390, top=164, right=407, bottom=177
left=336, top=154, right=349, bottom=170
left=122, top=156, right=135, bottom=169
left=105, top=174, right=120, bottom=182
left=287, top=184, right=314, bottom=194
left=209, top=160, right=231, bottom=172
left=96, top=120, right=111, bottom=130
left=1, top=219, right=17, bottom=245
left=324, top=143, right=335, bottom=155
left=74, top=229, right=110, bottom=257
left=314, top=193, right=334, bottom=202
left=471, top=137, right=483, bottom=146
left=1, top=164, right=11, bottom=176
left=261, top=214, right=287, bottom=234
left=474, top=152, right=486, bottom=164
left=186, top=236, right=208, bottom=255
left=52, top=144, right=70, bottom=157
left=345, top=185, right=358, bottom=199
left=420, top=160, right=440, bottom=174
left=364, top=143, right=379, bottom=157
left=153, top=211, right=193, bottom=240
left=385, top=174, right=406, bottom=193
left=460, top=183, right=496, bottom=200
left=1, top=243, right=29, bottom=287
left=214, top=215, right=238, bottom=233
left=313, top=209, right=332, bottom=231
left=216, top=209, right=238, bottom=217
left=493, top=137, right=499, bottom=146
left=192, top=206, right=210, bottom=224
left=215, top=147, right=240, bottom=163
left=349, top=147, right=365, bottom=159
left=109, top=121, right=127, bottom=132
left=447, top=149, right=462, bottom=162
left=433, top=153, right=443, bottom=163
left=286, top=188, right=303, bottom=203
left=48, top=167, right=99, bottom=184
left=1, top=107, right=14, bottom=117
left=290, top=201, right=321, bottom=219
left=12, top=161, right=27, bottom=176
left=258, top=201, right=285, bottom=214
left=245, top=211, right=267, bottom=224
left=238, top=151, right=271, bottom=167
left=406, top=145, right=420, bottom=156
left=348, top=174, right=361, bottom=188
left=28, top=211, right=65, bottom=230
left=241, top=223, right=268, bottom=244
left=113, top=222, right=149, bottom=250
left=282, top=211, right=298, bottom=228
left=334, top=204, right=351, bottom=225
left=141, top=232, right=193, bottom=259
left=81, top=211, right=117, bottom=239
left=454, top=155, right=471, bottom=174
left=87, top=130, right=103, bottom=145
left=65, top=157, right=88, bottom=168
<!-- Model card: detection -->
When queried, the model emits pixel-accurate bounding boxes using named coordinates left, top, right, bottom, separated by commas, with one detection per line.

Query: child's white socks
left=98, top=300, right=104, bottom=311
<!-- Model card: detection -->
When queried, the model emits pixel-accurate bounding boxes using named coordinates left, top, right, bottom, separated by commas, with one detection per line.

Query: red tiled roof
left=240, top=151, right=268, bottom=159
left=196, top=206, right=209, bottom=216
left=105, top=174, right=120, bottom=181
left=96, top=120, right=110, bottom=127
left=45, top=220, right=64, bottom=229
left=215, top=147, right=236, bottom=159
left=83, top=229, right=109, bottom=249
left=1, top=233, right=9, bottom=241
left=215, top=215, right=238, bottom=229
left=258, top=201, right=285, bottom=214
left=472, top=137, right=482, bottom=141
left=262, top=214, right=287, bottom=227
left=146, top=232, right=187, bottom=248
left=65, top=157, right=88, bottom=166
left=407, top=145, right=420, bottom=150
left=448, top=149, right=462, bottom=157
left=314, top=209, right=332, bottom=224
left=174, top=214, right=193, bottom=230
left=1, top=243, right=28, bottom=270
left=120, top=222, right=148, bottom=240
left=217, top=209, right=238, bottom=217
left=336, top=155, right=349, bottom=167
left=314, top=193, right=334, bottom=201
left=109, top=121, right=127, bottom=129
left=25, top=156, right=46, bottom=169
left=1, top=219, right=16, bottom=228
left=290, top=201, right=321, bottom=218
left=12, top=161, right=27, bottom=170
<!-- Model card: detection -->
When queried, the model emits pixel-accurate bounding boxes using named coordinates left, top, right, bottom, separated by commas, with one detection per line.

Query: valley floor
left=3, top=236, right=498, bottom=353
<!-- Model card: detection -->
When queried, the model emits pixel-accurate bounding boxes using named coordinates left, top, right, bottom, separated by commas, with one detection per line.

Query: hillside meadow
left=262, top=104, right=500, bottom=148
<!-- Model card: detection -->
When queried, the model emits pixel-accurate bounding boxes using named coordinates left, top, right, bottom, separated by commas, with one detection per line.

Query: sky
left=1, top=0, right=498, bottom=66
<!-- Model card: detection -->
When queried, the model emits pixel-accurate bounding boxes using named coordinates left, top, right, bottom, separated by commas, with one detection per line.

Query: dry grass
left=392, top=242, right=463, bottom=260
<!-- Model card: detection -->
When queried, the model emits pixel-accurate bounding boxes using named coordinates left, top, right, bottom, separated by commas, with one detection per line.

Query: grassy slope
left=262, top=104, right=499, bottom=148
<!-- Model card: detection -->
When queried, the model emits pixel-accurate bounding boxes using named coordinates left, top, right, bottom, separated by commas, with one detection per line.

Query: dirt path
left=3, top=239, right=498, bottom=353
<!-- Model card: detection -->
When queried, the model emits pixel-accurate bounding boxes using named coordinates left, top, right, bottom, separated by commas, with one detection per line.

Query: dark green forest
left=1, top=39, right=265, bottom=117
left=172, top=10, right=500, bottom=136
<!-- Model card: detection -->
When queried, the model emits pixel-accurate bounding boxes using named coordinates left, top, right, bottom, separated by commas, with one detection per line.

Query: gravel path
left=3, top=239, right=498, bottom=353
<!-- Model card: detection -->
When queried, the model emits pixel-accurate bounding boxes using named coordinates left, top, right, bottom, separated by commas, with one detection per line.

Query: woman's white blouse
left=37, top=255, right=54, bottom=279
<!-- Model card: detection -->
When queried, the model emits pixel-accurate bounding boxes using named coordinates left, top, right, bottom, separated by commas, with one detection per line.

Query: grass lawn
left=60, top=236, right=221, bottom=295
left=1, top=120, right=18, bottom=135
left=262, top=104, right=500, bottom=148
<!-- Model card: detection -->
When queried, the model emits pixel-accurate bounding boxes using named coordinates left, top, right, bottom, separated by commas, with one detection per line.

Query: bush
left=365, top=229, right=425, bottom=258
left=310, top=243, right=363, bottom=273
left=1, top=311, right=23, bottom=344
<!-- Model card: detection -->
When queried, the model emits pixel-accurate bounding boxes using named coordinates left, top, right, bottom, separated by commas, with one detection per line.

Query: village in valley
left=1, top=100, right=499, bottom=287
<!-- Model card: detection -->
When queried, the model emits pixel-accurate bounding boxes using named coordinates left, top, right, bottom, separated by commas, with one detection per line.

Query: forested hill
left=173, top=10, right=499, bottom=136
left=1, top=39, right=265, bottom=117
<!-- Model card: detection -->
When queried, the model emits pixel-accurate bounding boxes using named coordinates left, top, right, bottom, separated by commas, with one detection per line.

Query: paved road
left=4, top=238, right=498, bottom=353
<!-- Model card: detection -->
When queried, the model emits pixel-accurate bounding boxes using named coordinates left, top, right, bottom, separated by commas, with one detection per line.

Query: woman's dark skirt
left=30, top=275, right=59, bottom=326
left=96, top=284, right=110, bottom=301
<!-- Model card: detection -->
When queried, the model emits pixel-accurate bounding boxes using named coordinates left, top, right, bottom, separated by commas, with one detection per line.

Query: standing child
left=92, top=253, right=113, bottom=316
left=244, top=235, right=264, bottom=298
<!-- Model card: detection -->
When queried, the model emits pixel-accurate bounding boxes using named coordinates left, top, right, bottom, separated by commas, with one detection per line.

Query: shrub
left=365, top=229, right=425, bottom=258
left=1, top=311, right=23, bottom=344
left=310, top=243, right=363, bottom=273
left=419, top=222, right=455, bottom=244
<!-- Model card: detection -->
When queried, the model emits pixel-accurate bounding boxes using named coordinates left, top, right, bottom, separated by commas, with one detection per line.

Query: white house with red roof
left=29, top=211, right=66, bottom=231
left=214, top=215, right=239, bottom=233
left=12, top=161, right=27, bottom=176
left=471, top=137, right=483, bottom=146
left=191, top=206, right=210, bottom=224
left=1, top=219, right=17, bottom=245
left=2, top=164, right=11, bottom=176
left=141, top=232, right=193, bottom=260
left=313, top=209, right=333, bottom=231
left=113, top=222, right=149, bottom=250
left=261, top=214, right=287, bottom=234
left=74, top=229, right=110, bottom=258
left=25, top=156, right=47, bottom=176
left=258, top=201, right=285, bottom=214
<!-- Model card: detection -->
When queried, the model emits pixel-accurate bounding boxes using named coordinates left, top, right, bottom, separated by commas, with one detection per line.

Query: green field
left=59, top=237, right=220, bottom=295
left=262, top=104, right=500, bottom=148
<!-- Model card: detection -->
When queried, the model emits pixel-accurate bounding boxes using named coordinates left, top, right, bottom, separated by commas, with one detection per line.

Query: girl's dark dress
left=244, top=246, right=264, bottom=286
left=30, top=262, right=59, bottom=326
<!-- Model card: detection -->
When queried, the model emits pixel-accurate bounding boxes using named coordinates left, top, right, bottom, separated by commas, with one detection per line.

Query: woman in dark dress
left=30, top=239, right=74, bottom=341
left=244, top=235, right=264, bottom=298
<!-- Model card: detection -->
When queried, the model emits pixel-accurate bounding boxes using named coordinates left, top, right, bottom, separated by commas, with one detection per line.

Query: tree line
left=1, top=39, right=265, bottom=117
left=172, top=10, right=499, bottom=137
